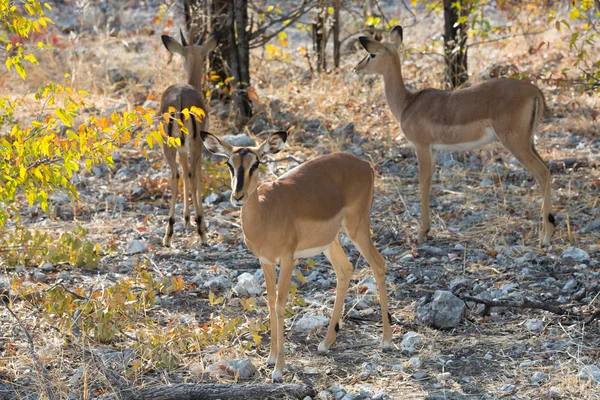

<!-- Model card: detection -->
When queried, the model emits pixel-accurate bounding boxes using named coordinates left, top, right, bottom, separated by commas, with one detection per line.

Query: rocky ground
left=1, top=1, right=600, bottom=400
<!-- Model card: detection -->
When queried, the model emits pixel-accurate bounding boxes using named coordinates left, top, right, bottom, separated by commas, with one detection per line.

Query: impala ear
left=202, top=32, right=221, bottom=52
left=200, top=131, right=232, bottom=157
left=259, top=131, right=288, bottom=156
left=161, top=35, right=185, bottom=56
left=390, top=25, right=403, bottom=48
left=358, top=36, right=389, bottom=54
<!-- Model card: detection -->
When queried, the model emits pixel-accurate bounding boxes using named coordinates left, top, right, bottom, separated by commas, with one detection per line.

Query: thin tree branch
left=461, top=294, right=570, bottom=317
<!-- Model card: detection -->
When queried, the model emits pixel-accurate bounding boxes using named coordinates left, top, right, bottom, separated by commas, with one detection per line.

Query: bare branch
left=461, top=294, right=569, bottom=317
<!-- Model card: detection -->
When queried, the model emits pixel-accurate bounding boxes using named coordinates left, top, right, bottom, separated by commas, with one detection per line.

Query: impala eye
left=370, top=54, right=376, bottom=59
left=250, top=161, right=260, bottom=173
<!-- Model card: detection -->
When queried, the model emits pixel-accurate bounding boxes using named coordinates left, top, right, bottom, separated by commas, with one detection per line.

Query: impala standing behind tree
left=159, top=29, right=219, bottom=247
left=200, top=130, right=393, bottom=383
left=355, top=26, right=555, bottom=247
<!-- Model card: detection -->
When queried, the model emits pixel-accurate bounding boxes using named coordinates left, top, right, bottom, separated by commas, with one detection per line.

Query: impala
left=356, top=26, right=555, bottom=246
left=201, top=130, right=393, bottom=382
left=160, top=29, right=219, bottom=246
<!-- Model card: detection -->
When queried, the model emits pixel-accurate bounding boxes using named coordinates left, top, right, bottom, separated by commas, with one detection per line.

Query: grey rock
left=500, top=384, right=515, bottom=393
left=222, top=134, right=256, bottom=147
left=415, top=290, right=465, bottom=329
left=561, top=247, right=590, bottom=262
left=204, top=193, right=220, bottom=205
left=333, top=122, right=354, bottom=137
left=562, top=279, right=578, bottom=293
left=294, top=315, right=329, bottom=333
left=33, top=270, right=47, bottom=283
left=578, top=365, right=600, bottom=384
left=524, top=319, right=544, bottom=333
left=234, top=272, right=261, bottom=297
left=392, top=364, right=404, bottom=371
left=581, top=218, right=600, bottom=233
left=419, top=245, right=446, bottom=256
left=249, top=118, right=274, bottom=134
left=412, top=371, right=429, bottom=380
left=400, top=253, right=415, bottom=262
left=480, top=178, right=493, bottom=187
left=531, top=371, right=549, bottom=384
left=401, top=331, right=424, bottom=349
left=437, top=372, right=451, bottom=382
left=372, top=390, right=388, bottom=400
left=304, top=119, right=327, bottom=134
left=449, top=279, right=470, bottom=293
left=204, top=276, right=233, bottom=292
left=408, top=357, right=423, bottom=368
left=340, top=394, right=358, bottom=400
left=229, top=358, right=257, bottom=379
left=126, top=240, right=147, bottom=255
left=40, top=262, right=55, bottom=272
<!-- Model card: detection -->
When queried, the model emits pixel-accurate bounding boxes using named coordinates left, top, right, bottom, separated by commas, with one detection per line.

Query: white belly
left=293, top=245, right=330, bottom=260
left=432, top=126, right=498, bottom=152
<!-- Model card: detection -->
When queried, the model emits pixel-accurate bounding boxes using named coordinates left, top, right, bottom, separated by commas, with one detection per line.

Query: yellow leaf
left=54, top=108, right=72, bottom=127
left=294, top=269, right=308, bottom=284
left=181, top=108, right=190, bottom=120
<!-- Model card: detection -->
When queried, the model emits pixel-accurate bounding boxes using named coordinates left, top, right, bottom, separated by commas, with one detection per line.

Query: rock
left=400, top=253, right=415, bottom=262
left=437, top=372, right=451, bottom=382
left=581, top=218, right=600, bottom=233
left=204, top=276, right=232, bottom=292
left=32, top=270, right=47, bottom=283
left=449, top=279, right=470, bottom=293
left=304, top=119, right=327, bottom=134
left=392, top=364, right=404, bottom=371
left=249, top=118, right=274, bottom=134
left=229, top=358, right=257, bottom=379
left=126, top=240, right=147, bottom=255
left=372, top=390, right=388, bottom=400
left=294, top=315, right=329, bottom=333
left=408, top=357, right=423, bottom=368
left=332, top=122, right=354, bottom=137
left=415, top=290, right=465, bottom=329
left=561, top=247, right=590, bottom=262
left=401, top=331, right=424, bottom=349
left=40, top=262, right=54, bottom=272
left=234, top=272, right=261, bottom=297
left=204, top=193, right=220, bottom=205
left=500, top=384, right=515, bottom=393
left=221, top=134, right=256, bottom=147
left=562, top=279, right=578, bottom=293
left=480, top=178, right=493, bottom=187
left=340, top=394, right=358, bottom=400
left=531, top=371, right=549, bottom=384
left=578, top=365, right=600, bottom=384
left=142, top=100, right=159, bottom=110
left=303, top=366, right=320, bottom=375
left=419, top=245, right=446, bottom=256
left=412, top=371, right=429, bottom=380
left=524, top=319, right=544, bottom=333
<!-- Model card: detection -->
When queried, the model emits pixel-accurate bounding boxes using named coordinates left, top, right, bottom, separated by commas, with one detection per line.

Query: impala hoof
left=272, top=370, right=283, bottom=383
left=162, top=238, right=172, bottom=247
left=267, top=354, right=277, bottom=367
left=317, top=341, right=330, bottom=354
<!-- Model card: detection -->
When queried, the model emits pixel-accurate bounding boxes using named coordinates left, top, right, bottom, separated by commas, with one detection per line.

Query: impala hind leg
left=344, top=216, right=393, bottom=351
left=415, top=145, right=435, bottom=243
left=189, top=119, right=207, bottom=244
left=319, top=238, right=353, bottom=354
left=162, top=144, right=179, bottom=247
left=501, top=135, right=554, bottom=246
left=178, top=151, right=192, bottom=230
left=261, top=262, right=278, bottom=366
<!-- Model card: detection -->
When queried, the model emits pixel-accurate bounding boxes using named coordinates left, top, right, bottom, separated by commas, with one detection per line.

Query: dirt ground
left=1, top=2, right=600, bottom=399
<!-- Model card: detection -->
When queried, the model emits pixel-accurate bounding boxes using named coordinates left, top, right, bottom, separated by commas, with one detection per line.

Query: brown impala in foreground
left=200, top=130, right=392, bottom=383
left=356, top=26, right=555, bottom=247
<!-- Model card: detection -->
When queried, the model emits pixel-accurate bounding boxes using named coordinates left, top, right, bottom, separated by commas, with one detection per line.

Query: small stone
left=40, top=262, right=54, bottom=272
left=372, top=390, right=388, bottom=400
left=415, top=290, right=465, bottom=329
left=340, top=394, right=358, bottom=400
left=332, top=122, right=354, bottom=137
left=480, top=178, right=493, bottom=187
left=437, top=372, right=451, bottom=382
left=449, top=279, right=470, bottom=293
left=408, top=357, right=423, bottom=368
left=221, top=134, right=256, bottom=147
left=294, top=315, right=329, bottom=333
left=500, top=384, right=515, bottom=393
left=400, top=253, right=415, bottom=262
left=412, top=371, right=428, bottom=380
left=32, top=270, right=47, bottom=283
left=520, top=360, right=536, bottom=368
left=126, top=240, right=147, bottom=255
left=581, top=218, right=600, bottom=233
left=419, top=245, right=446, bottom=256
left=204, top=276, right=233, bottom=292
left=204, top=193, right=220, bottom=204
left=484, top=352, right=493, bottom=360
left=577, top=365, right=600, bottom=383
left=401, top=331, right=424, bottom=349
left=234, top=273, right=261, bottom=297
left=561, top=247, right=590, bottom=262
left=562, top=279, right=578, bottom=293
left=392, top=364, right=404, bottom=371
left=524, top=319, right=545, bottom=333
left=531, top=371, right=549, bottom=384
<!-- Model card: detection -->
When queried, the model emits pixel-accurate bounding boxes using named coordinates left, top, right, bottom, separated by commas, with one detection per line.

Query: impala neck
left=187, top=62, right=204, bottom=93
left=382, top=57, right=408, bottom=120
left=240, top=185, right=261, bottom=227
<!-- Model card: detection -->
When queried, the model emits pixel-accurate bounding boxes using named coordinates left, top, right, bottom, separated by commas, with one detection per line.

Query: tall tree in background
left=227, top=0, right=252, bottom=122
left=443, top=0, right=469, bottom=89
left=332, top=0, right=341, bottom=68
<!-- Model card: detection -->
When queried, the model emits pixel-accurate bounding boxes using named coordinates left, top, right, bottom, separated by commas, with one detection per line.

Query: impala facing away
left=356, top=26, right=555, bottom=246
left=200, top=131, right=393, bottom=382
left=160, top=29, right=219, bottom=247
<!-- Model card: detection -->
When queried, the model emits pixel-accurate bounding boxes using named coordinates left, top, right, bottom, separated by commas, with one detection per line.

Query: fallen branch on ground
left=114, top=383, right=316, bottom=400
left=461, top=295, right=569, bottom=317
left=549, top=158, right=597, bottom=173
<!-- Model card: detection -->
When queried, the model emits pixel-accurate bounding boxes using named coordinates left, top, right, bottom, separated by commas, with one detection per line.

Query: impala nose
left=231, top=193, right=245, bottom=206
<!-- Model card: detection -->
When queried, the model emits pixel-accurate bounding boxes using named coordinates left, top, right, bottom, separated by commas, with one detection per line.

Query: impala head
left=161, top=29, right=220, bottom=83
left=200, top=131, right=288, bottom=206
left=354, top=25, right=403, bottom=75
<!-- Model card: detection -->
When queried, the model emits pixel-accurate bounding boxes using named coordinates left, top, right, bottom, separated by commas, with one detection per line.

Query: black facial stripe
left=234, top=148, right=249, bottom=156
left=235, top=165, right=245, bottom=194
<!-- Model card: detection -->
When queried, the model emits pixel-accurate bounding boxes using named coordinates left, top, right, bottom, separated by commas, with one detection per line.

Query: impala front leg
left=415, top=145, right=434, bottom=243
left=261, top=262, right=278, bottom=366
left=272, top=255, right=293, bottom=383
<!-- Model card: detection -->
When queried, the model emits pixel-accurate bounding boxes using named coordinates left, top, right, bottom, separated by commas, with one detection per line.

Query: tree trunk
left=312, top=0, right=327, bottom=73
left=332, top=0, right=341, bottom=68
left=117, top=383, right=316, bottom=400
left=183, top=0, right=207, bottom=43
left=443, top=0, right=468, bottom=89
left=226, top=0, right=252, bottom=124
left=210, top=0, right=230, bottom=89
